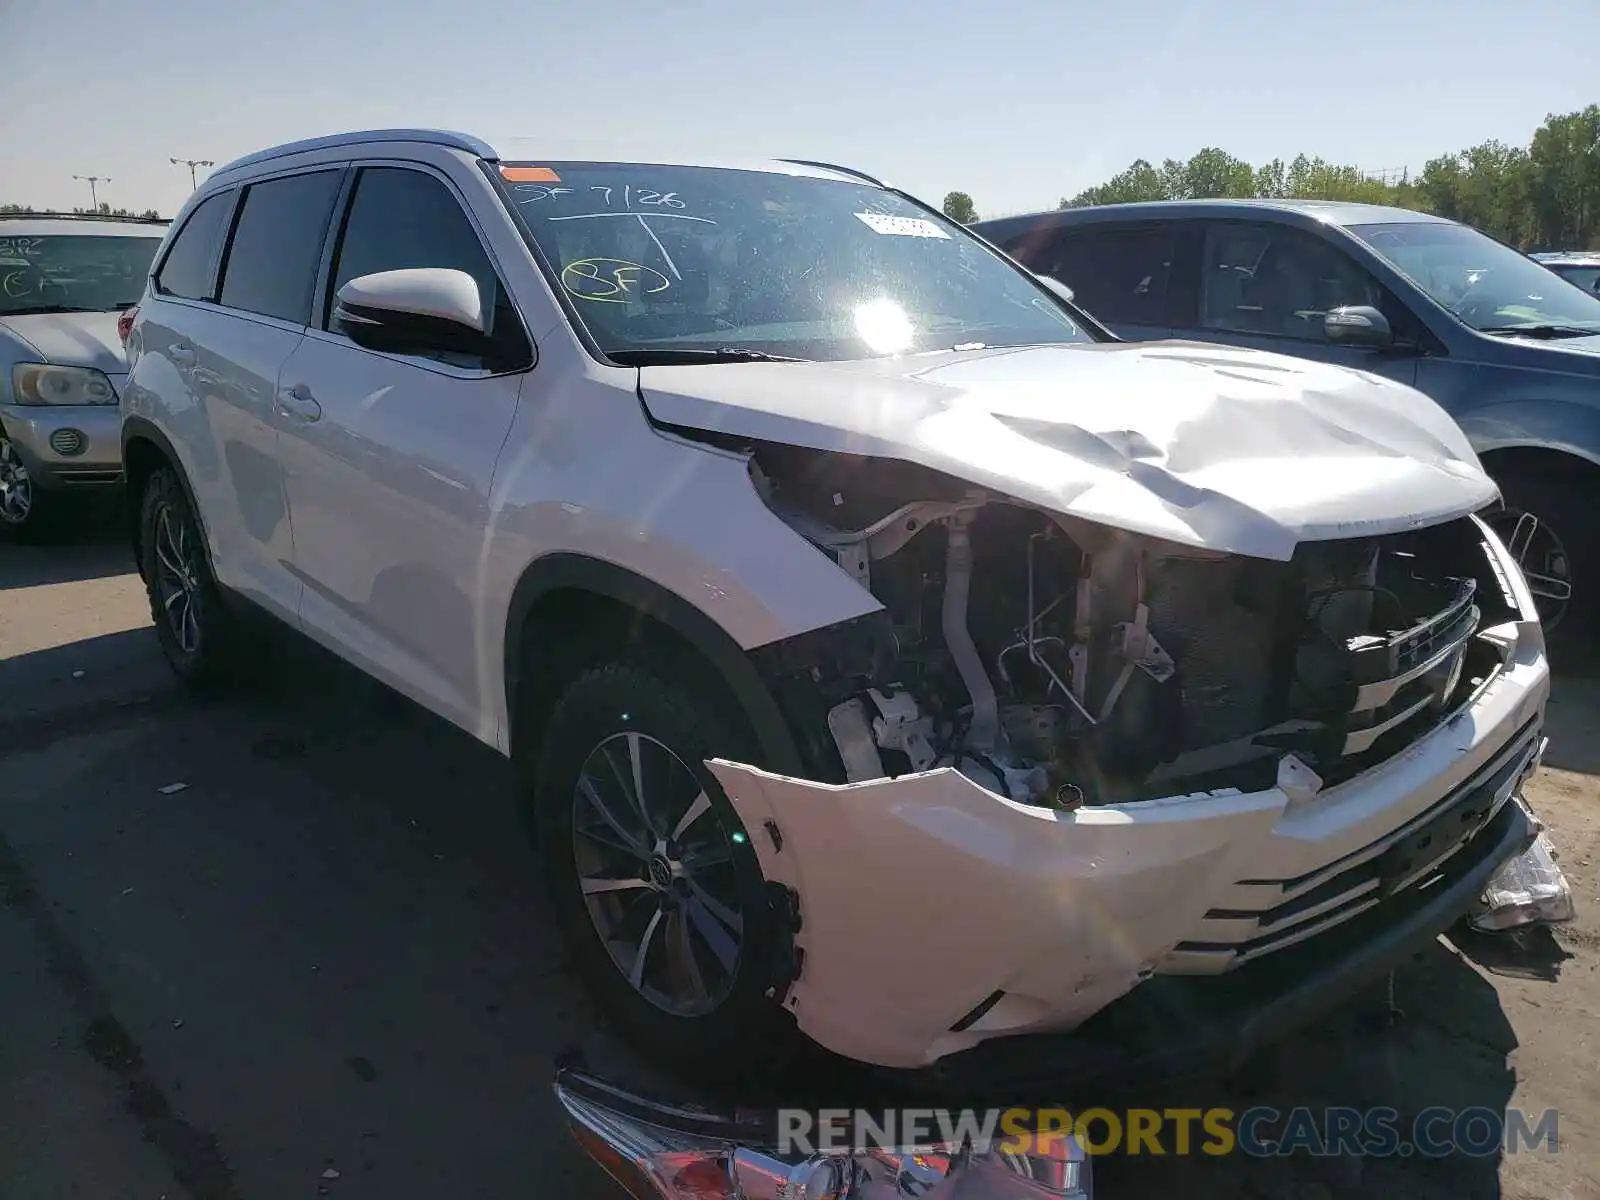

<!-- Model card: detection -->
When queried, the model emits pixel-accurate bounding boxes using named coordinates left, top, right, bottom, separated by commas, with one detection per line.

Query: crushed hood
left=639, top=341, right=1498, bottom=560
left=0, top=311, right=127, bottom=375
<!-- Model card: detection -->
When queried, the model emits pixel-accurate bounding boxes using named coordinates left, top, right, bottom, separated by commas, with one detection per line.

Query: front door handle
left=276, top=382, right=322, bottom=423
left=169, top=344, right=195, bottom=368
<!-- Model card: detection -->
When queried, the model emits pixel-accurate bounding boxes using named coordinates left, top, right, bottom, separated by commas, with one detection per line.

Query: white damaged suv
left=120, top=129, right=1549, bottom=1086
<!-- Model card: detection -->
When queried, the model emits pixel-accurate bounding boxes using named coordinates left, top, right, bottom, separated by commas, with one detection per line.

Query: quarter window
left=1200, top=222, right=1383, bottom=341
left=218, top=170, right=343, bottom=324
left=154, top=192, right=232, bottom=301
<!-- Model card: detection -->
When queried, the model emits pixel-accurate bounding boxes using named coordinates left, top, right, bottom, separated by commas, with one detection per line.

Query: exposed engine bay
left=750, top=445, right=1522, bottom=807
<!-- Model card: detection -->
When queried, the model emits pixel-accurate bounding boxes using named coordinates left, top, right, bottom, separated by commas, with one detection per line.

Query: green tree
left=1055, top=105, right=1600, bottom=250
left=1525, top=105, right=1600, bottom=249
left=18, top=117, right=1585, bottom=244
left=942, top=191, right=978, bottom=224
left=1181, top=147, right=1256, bottom=198
left=1060, top=158, right=1169, bottom=207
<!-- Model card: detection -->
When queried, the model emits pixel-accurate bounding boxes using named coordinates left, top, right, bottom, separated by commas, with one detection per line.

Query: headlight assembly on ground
left=553, top=1071, right=1092, bottom=1199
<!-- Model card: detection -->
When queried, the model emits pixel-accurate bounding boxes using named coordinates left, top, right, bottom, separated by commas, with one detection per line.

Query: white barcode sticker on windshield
left=854, top=212, right=951, bottom=239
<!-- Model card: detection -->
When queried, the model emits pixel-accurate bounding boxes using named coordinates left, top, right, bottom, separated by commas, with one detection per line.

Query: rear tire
left=526, top=657, right=801, bottom=1083
left=138, top=466, right=248, bottom=688
left=1483, top=466, right=1600, bottom=669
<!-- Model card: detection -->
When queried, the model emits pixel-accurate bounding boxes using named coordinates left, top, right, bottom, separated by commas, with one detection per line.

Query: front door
left=275, top=163, right=534, bottom=736
left=1175, top=219, right=1421, bottom=387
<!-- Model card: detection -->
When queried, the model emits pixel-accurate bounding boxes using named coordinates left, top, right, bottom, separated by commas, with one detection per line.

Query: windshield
left=0, top=232, right=162, bottom=316
left=1348, top=221, right=1600, bottom=335
left=495, top=162, right=1090, bottom=361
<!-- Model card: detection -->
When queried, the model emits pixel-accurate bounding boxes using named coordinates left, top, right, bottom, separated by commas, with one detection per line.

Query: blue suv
left=976, top=200, right=1600, bottom=657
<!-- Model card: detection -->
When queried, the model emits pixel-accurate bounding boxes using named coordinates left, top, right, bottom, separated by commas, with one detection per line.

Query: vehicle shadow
left=1080, top=941, right=1519, bottom=1198
left=1543, top=671, right=1600, bottom=775
left=0, top=627, right=177, bottom=743
left=0, top=499, right=134, bottom=592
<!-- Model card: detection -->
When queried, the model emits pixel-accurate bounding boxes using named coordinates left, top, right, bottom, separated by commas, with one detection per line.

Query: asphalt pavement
left=1, top=531, right=643, bottom=1199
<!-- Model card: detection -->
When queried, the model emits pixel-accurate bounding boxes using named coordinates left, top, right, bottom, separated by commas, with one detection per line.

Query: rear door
left=197, top=167, right=345, bottom=617
left=275, top=162, right=533, bottom=734
left=1173, top=219, right=1423, bottom=386
left=1009, top=222, right=1179, bottom=340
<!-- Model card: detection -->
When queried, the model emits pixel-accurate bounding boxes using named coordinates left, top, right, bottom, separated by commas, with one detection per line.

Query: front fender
left=1456, top=398, right=1600, bottom=469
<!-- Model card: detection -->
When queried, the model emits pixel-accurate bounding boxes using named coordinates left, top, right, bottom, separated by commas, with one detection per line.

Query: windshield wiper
left=606, top=347, right=807, bottom=365
left=1481, top=323, right=1600, bottom=339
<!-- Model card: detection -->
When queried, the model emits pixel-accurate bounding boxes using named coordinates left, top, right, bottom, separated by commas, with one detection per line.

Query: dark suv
left=976, top=200, right=1600, bottom=655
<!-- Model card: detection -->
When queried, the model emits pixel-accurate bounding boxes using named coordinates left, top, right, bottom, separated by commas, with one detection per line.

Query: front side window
left=1549, top=263, right=1600, bottom=294
left=1350, top=221, right=1600, bottom=336
left=326, top=167, right=503, bottom=331
left=219, top=170, right=343, bottom=324
left=1048, top=225, right=1175, bottom=326
left=494, top=162, right=1091, bottom=362
left=0, top=230, right=163, bottom=315
left=1200, top=222, right=1383, bottom=341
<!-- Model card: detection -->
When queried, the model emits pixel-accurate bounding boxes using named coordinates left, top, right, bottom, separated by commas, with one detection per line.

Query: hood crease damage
left=640, top=341, right=1497, bottom=561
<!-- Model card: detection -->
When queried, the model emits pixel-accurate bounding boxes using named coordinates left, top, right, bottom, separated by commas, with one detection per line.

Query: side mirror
left=1034, top=274, right=1075, bottom=305
left=1324, top=304, right=1394, bottom=349
left=333, top=268, right=488, bottom=356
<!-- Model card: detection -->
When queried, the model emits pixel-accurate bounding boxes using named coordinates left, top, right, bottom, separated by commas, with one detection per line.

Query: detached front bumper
left=710, top=613, right=1549, bottom=1075
left=0, top=398, right=124, bottom=487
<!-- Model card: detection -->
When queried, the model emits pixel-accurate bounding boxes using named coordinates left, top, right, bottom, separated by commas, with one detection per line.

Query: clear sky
left=2, top=0, right=1595, bottom=220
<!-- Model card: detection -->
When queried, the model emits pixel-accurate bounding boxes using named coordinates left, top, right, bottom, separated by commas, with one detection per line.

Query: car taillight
left=117, top=306, right=137, bottom=348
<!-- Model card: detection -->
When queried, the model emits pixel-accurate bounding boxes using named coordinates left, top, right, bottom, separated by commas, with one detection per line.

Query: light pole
left=170, top=157, right=215, bottom=190
left=72, top=175, right=109, bottom=209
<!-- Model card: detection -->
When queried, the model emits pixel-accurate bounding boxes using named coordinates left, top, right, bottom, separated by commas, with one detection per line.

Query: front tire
left=1484, top=466, right=1600, bottom=667
left=528, top=659, right=799, bottom=1081
left=0, top=426, right=55, bottom=542
left=138, top=467, right=244, bottom=687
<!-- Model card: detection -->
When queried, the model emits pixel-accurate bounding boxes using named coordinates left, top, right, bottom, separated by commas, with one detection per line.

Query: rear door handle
left=169, top=344, right=195, bottom=368
left=276, top=382, right=322, bottom=422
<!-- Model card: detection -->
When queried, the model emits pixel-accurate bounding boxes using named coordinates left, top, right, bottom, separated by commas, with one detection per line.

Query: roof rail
left=779, top=159, right=885, bottom=187
left=1, top=210, right=169, bottom=224
left=212, top=129, right=500, bottom=179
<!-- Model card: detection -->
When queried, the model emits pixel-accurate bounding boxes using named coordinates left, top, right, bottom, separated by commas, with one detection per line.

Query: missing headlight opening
left=748, top=444, right=1521, bottom=808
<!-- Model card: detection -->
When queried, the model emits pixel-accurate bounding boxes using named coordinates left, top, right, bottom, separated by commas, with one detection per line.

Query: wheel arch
left=1476, top=442, right=1600, bottom=484
left=503, top=553, right=805, bottom=778
left=120, top=416, right=214, bottom=584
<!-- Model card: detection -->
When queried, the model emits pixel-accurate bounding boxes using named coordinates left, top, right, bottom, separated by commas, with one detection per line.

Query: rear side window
left=219, top=170, right=342, bottom=324
left=325, top=167, right=502, bottom=330
left=1049, top=225, right=1176, bottom=326
left=155, top=192, right=232, bottom=300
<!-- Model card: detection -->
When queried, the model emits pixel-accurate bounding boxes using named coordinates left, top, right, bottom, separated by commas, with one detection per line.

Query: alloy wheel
left=153, top=501, right=203, bottom=655
left=571, top=731, right=743, bottom=1017
left=1485, top=506, right=1573, bottom=633
left=0, top=434, right=32, bottom=525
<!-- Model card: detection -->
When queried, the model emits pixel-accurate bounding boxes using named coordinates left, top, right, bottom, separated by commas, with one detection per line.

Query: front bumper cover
left=709, top=612, right=1548, bottom=1075
left=897, top=790, right=1534, bottom=1103
left=0, top=397, right=123, bottom=485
